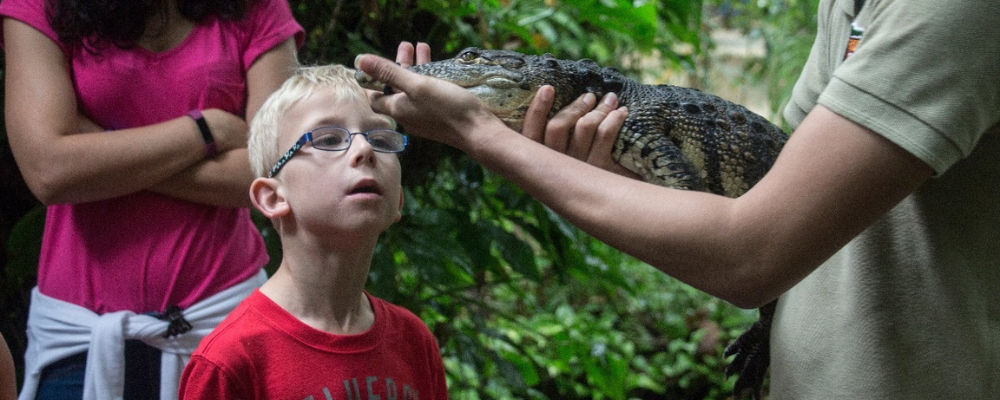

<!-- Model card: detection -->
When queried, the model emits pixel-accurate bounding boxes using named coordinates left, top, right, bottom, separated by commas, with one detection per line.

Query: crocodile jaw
left=356, top=69, right=535, bottom=130
left=464, top=84, right=534, bottom=130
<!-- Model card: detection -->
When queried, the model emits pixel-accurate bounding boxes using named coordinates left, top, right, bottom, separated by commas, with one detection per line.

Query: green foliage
left=291, top=0, right=705, bottom=75
left=365, top=157, right=756, bottom=399
left=705, top=0, right=820, bottom=125
left=0, top=204, right=41, bottom=386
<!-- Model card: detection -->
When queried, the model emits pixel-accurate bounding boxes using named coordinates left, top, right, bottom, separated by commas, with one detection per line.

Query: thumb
left=354, top=53, right=413, bottom=94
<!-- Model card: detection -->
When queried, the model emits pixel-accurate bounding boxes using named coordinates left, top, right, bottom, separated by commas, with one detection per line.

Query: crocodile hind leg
left=724, top=299, right=777, bottom=400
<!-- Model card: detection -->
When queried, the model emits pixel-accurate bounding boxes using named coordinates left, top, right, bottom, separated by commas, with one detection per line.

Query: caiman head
left=357, top=47, right=624, bottom=130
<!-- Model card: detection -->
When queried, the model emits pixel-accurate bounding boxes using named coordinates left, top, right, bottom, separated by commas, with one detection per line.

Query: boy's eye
left=313, top=133, right=347, bottom=149
left=367, top=131, right=404, bottom=150
left=367, top=136, right=392, bottom=149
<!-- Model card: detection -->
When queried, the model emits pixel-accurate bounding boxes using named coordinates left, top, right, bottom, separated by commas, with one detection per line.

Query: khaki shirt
left=773, top=0, right=1000, bottom=398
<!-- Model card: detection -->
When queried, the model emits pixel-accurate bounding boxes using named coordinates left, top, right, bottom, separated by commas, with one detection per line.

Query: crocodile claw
left=724, top=300, right=777, bottom=400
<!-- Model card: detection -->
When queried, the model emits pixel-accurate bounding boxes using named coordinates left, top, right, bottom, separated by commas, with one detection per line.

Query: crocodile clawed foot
left=724, top=300, right=777, bottom=400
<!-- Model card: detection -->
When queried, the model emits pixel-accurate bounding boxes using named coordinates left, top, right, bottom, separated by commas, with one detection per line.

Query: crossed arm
left=3, top=18, right=297, bottom=207
left=358, top=44, right=932, bottom=308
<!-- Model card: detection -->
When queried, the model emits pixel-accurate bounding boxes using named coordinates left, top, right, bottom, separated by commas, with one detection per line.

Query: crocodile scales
left=359, top=47, right=786, bottom=399
left=359, top=47, right=787, bottom=198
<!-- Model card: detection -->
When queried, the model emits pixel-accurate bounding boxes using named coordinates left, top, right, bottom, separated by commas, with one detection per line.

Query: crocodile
left=358, top=47, right=786, bottom=399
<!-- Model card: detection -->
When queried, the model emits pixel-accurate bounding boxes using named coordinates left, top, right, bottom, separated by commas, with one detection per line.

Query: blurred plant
left=369, top=156, right=756, bottom=399
left=704, top=0, right=820, bottom=125
left=291, top=0, right=704, bottom=75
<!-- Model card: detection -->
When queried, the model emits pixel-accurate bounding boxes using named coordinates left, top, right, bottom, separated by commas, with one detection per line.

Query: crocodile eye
left=459, top=50, right=478, bottom=62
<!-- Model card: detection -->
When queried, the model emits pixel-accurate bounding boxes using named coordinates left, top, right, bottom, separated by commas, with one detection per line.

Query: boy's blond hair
left=248, top=64, right=394, bottom=178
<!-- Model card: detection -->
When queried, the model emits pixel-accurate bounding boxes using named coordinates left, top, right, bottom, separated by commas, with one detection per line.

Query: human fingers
left=395, top=42, right=415, bottom=67
left=356, top=53, right=419, bottom=100
left=415, top=42, right=431, bottom=64
left=355, top=55, right=423, bottom=126
left=365, top=42, right=415, bottom=98
left=394, top=42, right=432, bottom=67
left=588, top=106, right=639, bottom=178
left=567, top=92, right=619, bottom=160
left=355, top=53, right=495, bottom=147
left=544, top=92, right=596, bottom=152
left=522, top=85, right=555, bottom=142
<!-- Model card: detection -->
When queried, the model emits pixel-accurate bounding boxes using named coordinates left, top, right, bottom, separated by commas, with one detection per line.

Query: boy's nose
left=348, top=135, right=376, bottom=166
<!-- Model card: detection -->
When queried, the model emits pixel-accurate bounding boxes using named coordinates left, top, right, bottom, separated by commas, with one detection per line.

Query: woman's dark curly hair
left=47, top=0, right=260, bottom=50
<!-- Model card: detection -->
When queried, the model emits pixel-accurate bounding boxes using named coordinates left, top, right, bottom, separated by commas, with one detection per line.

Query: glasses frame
left=267, top=126, right=408, bottom=178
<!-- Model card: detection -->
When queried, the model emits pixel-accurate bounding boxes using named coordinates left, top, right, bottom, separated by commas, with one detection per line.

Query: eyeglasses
left=268, top=126, right=408, bottom=177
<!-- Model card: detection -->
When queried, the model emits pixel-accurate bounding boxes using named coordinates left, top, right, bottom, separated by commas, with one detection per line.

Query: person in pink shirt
left=1, top=0, right=303, bottom=398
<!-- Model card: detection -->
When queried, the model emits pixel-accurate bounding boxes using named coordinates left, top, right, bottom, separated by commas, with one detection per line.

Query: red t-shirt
left=179, top=290, right=449, bottom=400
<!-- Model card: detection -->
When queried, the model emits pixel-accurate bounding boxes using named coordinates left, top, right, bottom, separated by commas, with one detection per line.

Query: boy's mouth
left=348, top=179, right=382, bottom=196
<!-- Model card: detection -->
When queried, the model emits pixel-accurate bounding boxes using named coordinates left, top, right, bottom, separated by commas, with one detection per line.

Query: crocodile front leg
left=612, top=127, right=707, bottom=191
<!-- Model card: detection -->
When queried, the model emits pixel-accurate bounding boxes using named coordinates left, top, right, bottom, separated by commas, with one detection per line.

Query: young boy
left=178, top=64, right=448, bottom=399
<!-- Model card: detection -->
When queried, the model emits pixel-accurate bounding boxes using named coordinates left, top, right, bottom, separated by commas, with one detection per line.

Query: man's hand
left=522, top=86, right=638, bottom=178
left=355, top=51, right=506, bottom=151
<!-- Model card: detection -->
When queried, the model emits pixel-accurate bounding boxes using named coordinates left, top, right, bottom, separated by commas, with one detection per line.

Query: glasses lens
left=366, top=130, right=407, bottom=152
left=311, top=127, right=351, bottom=150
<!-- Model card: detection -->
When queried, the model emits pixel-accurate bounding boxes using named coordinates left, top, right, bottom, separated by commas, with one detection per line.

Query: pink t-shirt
left=0, top=0, right=304, bottom=313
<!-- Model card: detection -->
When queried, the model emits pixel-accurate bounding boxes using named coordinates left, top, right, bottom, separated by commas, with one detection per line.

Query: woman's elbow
left=20, top=165, right=88, bottom=205
left=24, top=174, right=69, bottom=205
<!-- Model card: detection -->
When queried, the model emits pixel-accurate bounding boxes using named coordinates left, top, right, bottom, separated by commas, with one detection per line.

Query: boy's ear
left=250, top=177, right=290, bottom=219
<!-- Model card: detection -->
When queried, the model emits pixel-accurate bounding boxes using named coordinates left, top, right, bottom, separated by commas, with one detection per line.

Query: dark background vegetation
left=1, top=0, right=818, bottom=398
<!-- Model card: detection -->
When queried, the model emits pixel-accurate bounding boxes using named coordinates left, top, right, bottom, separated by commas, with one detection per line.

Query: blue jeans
left=34, top=340, right=161, bottom=400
